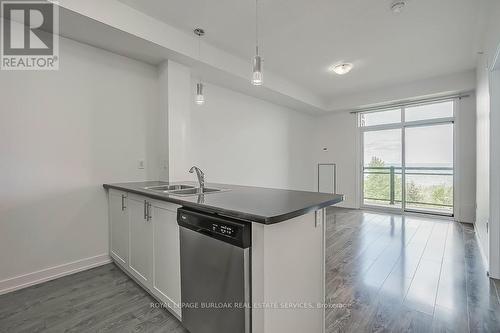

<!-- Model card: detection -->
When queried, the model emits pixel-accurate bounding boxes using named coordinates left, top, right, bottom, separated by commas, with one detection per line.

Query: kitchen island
left=103, top=181, right=343, bottom=333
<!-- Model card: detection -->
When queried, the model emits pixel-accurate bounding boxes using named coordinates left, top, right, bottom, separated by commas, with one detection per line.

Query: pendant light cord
left=255, top=0, right=259, bottom=55
left=198, top=34, right=201, bottom=61
left=197, top=33, right=202, bottom=83
left=198, top=0, right=204, bottom=83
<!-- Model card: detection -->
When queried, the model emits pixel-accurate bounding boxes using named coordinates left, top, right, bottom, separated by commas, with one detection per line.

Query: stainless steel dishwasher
left=177, top=208, right=251, bottom=333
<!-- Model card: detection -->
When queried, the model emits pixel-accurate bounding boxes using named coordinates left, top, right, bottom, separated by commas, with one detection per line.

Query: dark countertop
left=103, top=181, right=344, bottom=224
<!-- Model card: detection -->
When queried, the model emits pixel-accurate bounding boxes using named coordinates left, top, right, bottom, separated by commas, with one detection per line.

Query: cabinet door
left=152, top=203, right=182, bottom=317
left=109, top=191, right=128, bottom=266
left=128, top=197, right=153, bottom=287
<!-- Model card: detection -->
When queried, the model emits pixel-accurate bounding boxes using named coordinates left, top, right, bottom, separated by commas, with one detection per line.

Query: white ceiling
left=119, top=0, right=483, bottom=101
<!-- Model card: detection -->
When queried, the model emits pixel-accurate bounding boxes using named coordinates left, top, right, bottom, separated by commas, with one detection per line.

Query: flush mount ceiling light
left=391, top=0, right=406, bottom=13
left=194, top=28, right=205, bottom=105
left=330, top=63, right=354, bottom=75
left=251, top=0, right=263, bottom=86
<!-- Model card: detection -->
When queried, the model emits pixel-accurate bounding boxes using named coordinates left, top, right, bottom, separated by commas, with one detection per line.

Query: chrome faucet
left=189, top=166, right=205, bottom=192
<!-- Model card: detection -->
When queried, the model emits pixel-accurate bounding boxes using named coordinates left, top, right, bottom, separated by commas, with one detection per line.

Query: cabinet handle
left=121, top=194, right=126, bottom=211
left=147, top=203, right=152, bottom=221
left=144, top=200, right=147, bottom=220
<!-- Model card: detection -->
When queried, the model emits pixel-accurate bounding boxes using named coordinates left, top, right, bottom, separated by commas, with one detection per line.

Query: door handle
left=121, top=194, right=126, bottom=211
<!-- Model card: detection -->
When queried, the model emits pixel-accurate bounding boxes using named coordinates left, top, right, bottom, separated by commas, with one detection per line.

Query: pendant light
left=194, top=28, right=205, bottom=105
left=195, top=82, right=205, bottom=105
left=252, top=0, right=263, bottom=86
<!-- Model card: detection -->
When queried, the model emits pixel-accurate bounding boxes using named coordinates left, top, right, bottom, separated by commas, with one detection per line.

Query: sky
left=363, top=123, right=453, bottom=167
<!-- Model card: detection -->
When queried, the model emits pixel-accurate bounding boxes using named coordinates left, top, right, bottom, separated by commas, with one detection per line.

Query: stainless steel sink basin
left=169, top=187, right=227, bottom=197
left=144, top=184, right=195, bottom=192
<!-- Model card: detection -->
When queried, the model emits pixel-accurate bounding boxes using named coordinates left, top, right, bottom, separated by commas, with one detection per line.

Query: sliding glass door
left=360, top=101, right=454, bottom=216
left=404, top=123, right=453, bottom=215
left=363, top=129, right=402, bottom=210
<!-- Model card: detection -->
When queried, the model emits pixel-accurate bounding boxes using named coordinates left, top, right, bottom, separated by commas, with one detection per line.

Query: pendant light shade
left=195, top=82, right=205, bottom=105
left=252, top=54, right=263, bottom=86
left=252, top=0, right=263, bottom=86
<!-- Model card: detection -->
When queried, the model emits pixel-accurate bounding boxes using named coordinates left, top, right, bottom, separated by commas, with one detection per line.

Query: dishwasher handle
left=195, top=228, right=216, bottom=238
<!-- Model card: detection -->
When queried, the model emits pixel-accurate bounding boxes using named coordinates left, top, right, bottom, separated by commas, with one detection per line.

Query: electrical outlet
left=138, top=159, right=145, bottom=169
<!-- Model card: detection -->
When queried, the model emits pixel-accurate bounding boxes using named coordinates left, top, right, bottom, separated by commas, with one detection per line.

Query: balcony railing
left=363, top=166, right=453, bottom=210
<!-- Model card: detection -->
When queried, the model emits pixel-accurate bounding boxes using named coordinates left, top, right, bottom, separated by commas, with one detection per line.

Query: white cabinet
left=109, top=190, right=129, bottom=266
left=151, top=201, right=182, bottom=317
left=107, top=190, right=182, bottom=319
left=128, top=195, right=153, bottom=288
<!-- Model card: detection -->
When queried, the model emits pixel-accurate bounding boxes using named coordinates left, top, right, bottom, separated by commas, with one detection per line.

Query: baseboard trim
left=0, top=254, right=112, bottom=296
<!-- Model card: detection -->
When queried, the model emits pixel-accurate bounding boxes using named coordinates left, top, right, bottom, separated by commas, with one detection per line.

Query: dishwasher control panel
left=211, top=223, right=236, bottom=237
left=177, top=208, right=251, bottom=248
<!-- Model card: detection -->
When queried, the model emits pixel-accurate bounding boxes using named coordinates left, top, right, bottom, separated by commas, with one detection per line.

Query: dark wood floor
left=0, top=263, right=187, bottom=333
left=326, top=208, right=500, bottom=333
left=1, top=207, right=499, bottom=332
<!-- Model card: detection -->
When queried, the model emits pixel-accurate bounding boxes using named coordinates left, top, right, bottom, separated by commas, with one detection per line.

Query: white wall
left=455, top=94, right=478, bottom=223
left=0, top=37, right=160, bottom=291
left=313, top=90, right=477, bottom=223
left=160, top=60, right=315, bottom=190
left=313, top=112, right=359, bottom=208
left=476, top=55, right=490, bottom=260
left=488, top=1, right=500, bottom=279
left=475, top=0, right=500, bottom=277
left=489, top=68, right=500, bottom=277
left=158, top=59, right=316, bottom=191
left=158, top=62, right=169, bottom=181
left=160, top=60, right=314, bottom=190
left=163, top=61, right=193, bottom=182
left=188, top=81, right=316, bottom=191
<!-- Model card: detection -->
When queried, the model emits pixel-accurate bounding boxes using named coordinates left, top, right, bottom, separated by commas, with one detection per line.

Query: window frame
left=358, top=108, right=401, bottom=127
left=358, top=99, right=456, bottom=217
left=404, top=100, right=455, bottom=123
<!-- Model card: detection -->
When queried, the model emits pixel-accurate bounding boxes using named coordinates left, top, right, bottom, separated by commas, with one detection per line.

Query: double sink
left=143, top=184, right=226, bottom=197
